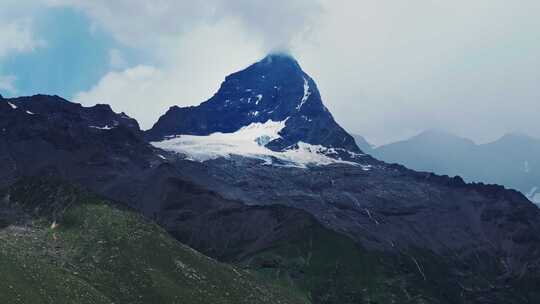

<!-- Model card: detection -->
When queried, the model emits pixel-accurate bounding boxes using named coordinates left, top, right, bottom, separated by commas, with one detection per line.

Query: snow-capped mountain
left=146, top=54, right=362, bottom=167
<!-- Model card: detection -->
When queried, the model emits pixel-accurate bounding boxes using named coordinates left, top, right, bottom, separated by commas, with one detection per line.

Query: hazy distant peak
left=409, top=129, right=476, bottom=146
left=496, top=132, right=538, bottom=143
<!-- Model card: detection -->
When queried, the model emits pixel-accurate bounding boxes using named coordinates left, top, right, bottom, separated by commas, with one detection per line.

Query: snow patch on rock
left=89, top=125, right=114, bottom=130
left=296, top=77, right=311, bottom=110
left=255, top=94, right=263, bottom=105
left=527, top=187, right=540, bottom=206
left=151, top=119, right=364, bottom=168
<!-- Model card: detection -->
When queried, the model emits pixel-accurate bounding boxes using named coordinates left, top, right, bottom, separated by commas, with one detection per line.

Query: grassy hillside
left=242, top=219, right=540, bottom=304
left=243, top=222, right=446, bottom=304
left=0, top=178, right=305, bottom=304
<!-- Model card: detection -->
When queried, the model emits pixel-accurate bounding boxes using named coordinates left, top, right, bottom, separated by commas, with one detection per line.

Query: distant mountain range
left=355, top=130, right=540, bottom=205
left=2, top=54, right=540, bottom=303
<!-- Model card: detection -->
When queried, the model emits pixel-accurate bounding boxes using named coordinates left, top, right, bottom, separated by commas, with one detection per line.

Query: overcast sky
left=1, top=1, right=539, bottom=145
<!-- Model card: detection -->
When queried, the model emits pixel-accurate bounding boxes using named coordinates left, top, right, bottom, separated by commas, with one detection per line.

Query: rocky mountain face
left=362, top=130, right=540, bottom=205
left=170, top=157, right=540, bottom=284
left=2, top=56, right=540, bottom=303
left=0, top=94, right=153, bottom=189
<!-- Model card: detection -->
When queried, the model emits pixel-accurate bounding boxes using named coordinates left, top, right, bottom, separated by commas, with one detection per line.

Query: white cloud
left=0, top=0, right=47, bottom=58
left=0, top=20, right=45, bottom=59
left=75, top=19, right=261, bottom=129
left=47, top=0, right=321, bottom=50
left=76, top=65, right=163, bottom=124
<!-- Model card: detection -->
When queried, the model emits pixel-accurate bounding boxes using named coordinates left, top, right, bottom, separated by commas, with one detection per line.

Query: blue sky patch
left=0, top=7, right=126, bottom=99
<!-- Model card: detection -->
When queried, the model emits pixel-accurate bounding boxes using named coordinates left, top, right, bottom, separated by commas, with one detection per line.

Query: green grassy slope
left=243, top=222, right=443, bottom=304
left=241, top=218, right=540, bottom=304
left=0, top=178, right=306, bottom=304
left=243, top=221, right=540, bottom=304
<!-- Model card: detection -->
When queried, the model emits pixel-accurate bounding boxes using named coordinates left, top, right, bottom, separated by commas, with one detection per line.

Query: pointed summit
left=248, top=53, right=303, bottom=77
left=260, top=52, right=301, bottom=66
left=146, top=54, right=360, bottom=161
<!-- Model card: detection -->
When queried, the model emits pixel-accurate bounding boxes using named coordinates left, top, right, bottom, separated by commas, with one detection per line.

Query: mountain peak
left=414, top=128, right=463, bottom=139
left=146, top=55, right=362, bottom=166
left=223, top=53, right=305, bottom=87
left=260, top=52, right=301, bottom=67
left=409, top=129, right=476, bottom=145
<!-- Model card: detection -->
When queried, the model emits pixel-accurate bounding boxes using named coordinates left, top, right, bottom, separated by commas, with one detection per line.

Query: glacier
left=151, top=119, right=367, bottom=169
